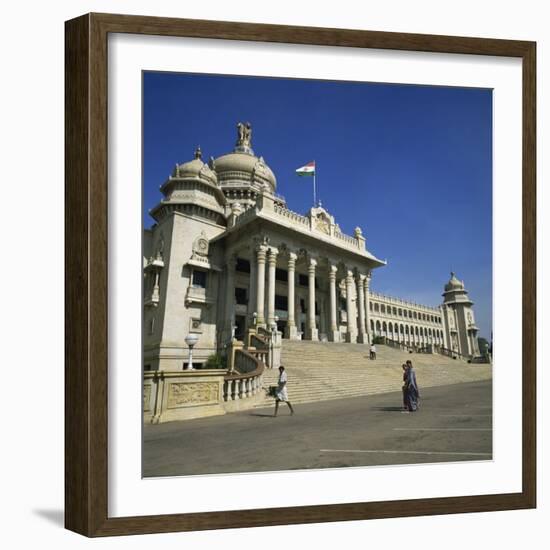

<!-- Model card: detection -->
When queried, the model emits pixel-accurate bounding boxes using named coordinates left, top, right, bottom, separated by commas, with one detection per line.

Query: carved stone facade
left=143, top=123, right=482, bottom=370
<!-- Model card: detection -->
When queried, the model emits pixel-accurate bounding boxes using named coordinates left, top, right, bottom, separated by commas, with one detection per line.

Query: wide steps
left=255, top=342, right=491, bottom=407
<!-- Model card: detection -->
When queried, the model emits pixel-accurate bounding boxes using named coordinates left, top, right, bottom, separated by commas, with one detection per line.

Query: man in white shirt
left=370, top=344, right=377, bottom=360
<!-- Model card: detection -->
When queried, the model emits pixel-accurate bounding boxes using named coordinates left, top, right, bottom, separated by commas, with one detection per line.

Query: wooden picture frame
left=65, top=12, right=536, bottom=537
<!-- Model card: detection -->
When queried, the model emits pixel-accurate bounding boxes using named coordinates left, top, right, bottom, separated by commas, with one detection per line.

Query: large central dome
left=213, top=122, right=277, bottom=194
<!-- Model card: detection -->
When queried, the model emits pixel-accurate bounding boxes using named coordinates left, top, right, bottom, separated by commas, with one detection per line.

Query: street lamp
left=184, top=333, right=199, bottom=370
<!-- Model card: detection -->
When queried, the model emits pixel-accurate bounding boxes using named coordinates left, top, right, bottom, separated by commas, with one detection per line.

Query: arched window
left=382, top=321, right=387, bottom=334
left=393, top=307, right=397, bottom=315
left=376, top=320, right=381, bottom=333
left=374, top=303, right=380, bottom=313
left=369, top=302, right=373, bottom=311
left=370, top=320, right=375, bottom=332
left=398, top=308, right=402, bottom=316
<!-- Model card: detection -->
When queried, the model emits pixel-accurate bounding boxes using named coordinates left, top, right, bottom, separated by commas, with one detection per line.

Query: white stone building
left=143, top=123, right=481, bottom=370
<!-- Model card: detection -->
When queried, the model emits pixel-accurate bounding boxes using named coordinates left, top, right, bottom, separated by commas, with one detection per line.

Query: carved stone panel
left=143, top=384, right=152, bottom=412
left=167, top=381, right=220, bottom=408
left=315, top=216, right=330, bottom=235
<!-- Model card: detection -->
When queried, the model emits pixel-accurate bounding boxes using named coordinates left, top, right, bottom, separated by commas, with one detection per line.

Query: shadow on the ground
left=248, top=412, right=275, bottom=418
left=33, top=509, right=64, bottom=527
left=372, top=406, right=407, bottom=412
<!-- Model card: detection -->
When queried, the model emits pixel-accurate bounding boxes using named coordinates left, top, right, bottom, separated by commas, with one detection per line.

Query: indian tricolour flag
left=295, top=161, right=316, bottom=176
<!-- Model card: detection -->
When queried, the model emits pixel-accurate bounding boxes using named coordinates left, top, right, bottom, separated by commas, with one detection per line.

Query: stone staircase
left=255, top=341, right=492, bottom=408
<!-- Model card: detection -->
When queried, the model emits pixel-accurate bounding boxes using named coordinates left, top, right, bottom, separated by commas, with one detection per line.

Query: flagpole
left=313, top=160, right=316, bottom=206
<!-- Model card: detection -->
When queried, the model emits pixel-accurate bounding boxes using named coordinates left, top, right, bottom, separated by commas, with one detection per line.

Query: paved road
left=143, top=379, right=492, bottom=477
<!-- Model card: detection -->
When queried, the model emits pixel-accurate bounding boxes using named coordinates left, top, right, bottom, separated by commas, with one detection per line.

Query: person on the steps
left=274, top=365, right=295, bottom=417
left=370, top=343, right=377, bottom=360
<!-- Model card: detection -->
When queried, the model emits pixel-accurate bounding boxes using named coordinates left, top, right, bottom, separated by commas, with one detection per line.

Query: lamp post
left=184, top=333, right=199, bottom=370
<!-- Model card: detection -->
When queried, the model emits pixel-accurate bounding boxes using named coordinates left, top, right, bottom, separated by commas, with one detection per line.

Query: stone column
left=328, top=264, right=340, bottom=342
left=345, top=270, right=357, bottom=343
left=364, top=272, right=372, bottom=344
left=285, top=253, right=299, bottom=340
left=225, top=255, right=237, bottom=340
left=247, top=249, right=257, bottom=325
left=267, top=247, right=278, bottom=327
left=151, top=270, right=160, bottom=302
left=305, top=258, right=318, bottom=341
left=255, top=245, right=267, bottom=327
left=357, top=274, right=367, bottom=343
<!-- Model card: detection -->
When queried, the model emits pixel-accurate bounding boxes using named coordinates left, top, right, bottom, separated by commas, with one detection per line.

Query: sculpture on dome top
left=236, top=121, right=252, bottom=147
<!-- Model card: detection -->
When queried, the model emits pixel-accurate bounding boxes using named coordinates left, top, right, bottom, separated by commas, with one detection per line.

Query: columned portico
left=267, top=247, right=278, bottom=327
left=328, top=264, right=340, bottom=342
left=345, top=270, right=357, bottom=343
left=255, top=245, right=267, bottom=326
left=305, top=258, right=318, bottom=341
left=357, top=273, right=367, bottom=343
left=285, top=253, right=299, bottom=340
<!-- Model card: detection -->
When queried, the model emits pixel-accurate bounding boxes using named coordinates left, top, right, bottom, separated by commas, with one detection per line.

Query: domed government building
left=143, top=122, right=483, bottom=383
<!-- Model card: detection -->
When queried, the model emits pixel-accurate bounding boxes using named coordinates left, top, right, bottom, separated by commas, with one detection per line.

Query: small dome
left=445, top=272, right=465, bottom=292
left=173, top=147, right=218, bottom=186
left=214, top=152, right=276, bottom=191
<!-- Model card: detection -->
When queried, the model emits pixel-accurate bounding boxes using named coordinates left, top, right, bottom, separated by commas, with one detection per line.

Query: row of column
left=248, top=245, right=372, bottom=343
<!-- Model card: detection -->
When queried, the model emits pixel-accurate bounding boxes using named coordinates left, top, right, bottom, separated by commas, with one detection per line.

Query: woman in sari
left=401, top=364, right=408, bottom=410
left=404, top=361, right=420, bottom=412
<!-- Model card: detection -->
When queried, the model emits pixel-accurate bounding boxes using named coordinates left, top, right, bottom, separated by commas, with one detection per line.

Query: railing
left=273, top=205, right=310, bottom=226
left=368, top=291, right=441, bottom=313
left=248, top=348, right=269, bottom=364
left=233, top=205, right=257, bottom=227
left=223, top=348, right=265, bottom=402
left=439, top=347, right=469, bottom=361
left=250, top=331, right=269, bottom=350
left=334, top=230, right=360, bottom=248
left=385, top=338, right=418, bottom=353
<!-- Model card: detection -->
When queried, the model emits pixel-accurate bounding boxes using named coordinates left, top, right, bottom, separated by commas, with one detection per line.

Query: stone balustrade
left=369, top=290, right=441, bottom=314
left=223, top=348, right=266, bottom=412
left=144, top=349, right=267, bottom=424
left=334, top=230, right=360, bottom=248
left=273, top=205, right=310, bottom=226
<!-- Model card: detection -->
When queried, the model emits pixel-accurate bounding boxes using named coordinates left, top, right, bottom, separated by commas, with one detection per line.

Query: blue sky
left=143, top=72, right=493, bottom=339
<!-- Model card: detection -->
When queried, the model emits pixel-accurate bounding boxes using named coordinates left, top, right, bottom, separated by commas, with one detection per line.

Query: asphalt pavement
left=143, top=379, right=492, bottom=477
